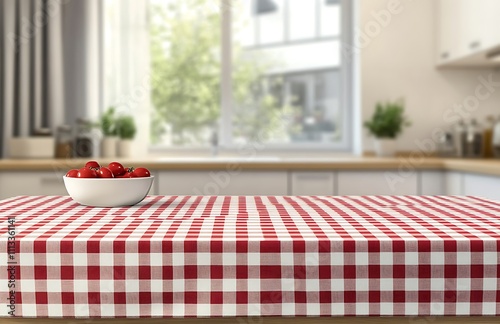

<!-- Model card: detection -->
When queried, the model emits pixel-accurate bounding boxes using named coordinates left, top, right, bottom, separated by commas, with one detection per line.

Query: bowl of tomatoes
left=63, top=161, right=154, bottom=207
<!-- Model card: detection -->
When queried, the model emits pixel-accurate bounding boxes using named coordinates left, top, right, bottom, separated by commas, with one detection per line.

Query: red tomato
left=133, top=167, right=151, bottom=178
left=117, top=168, right=136, bottom=178
left=97, top=167, right=114, bottom=178
left=66, top=169, right=79, bottom=178
left=116, top=171, right=133, bottom=178
left=85, top=161, right=100, bottom=170
left=108, top=162, right=125, bottom=176
left=77, top=167, right=97, bottom=178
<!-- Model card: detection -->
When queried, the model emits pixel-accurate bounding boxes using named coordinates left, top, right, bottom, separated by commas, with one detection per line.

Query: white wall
left=359, top=0, right=500, bottom=153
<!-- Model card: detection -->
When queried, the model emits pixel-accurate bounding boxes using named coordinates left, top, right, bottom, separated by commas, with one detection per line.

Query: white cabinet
left=478, top=1, right=500, bottom=51
left=2, top=168, right=499, bottom=200
left=463, top=173, right=500, bottom=201
left=0, top=170, right=159, bottom=200
left=0, top=172, right=68, bottom=199
left=158, top=171, right=288, bottom=196
left=337, top=171, right=418, bottom=196
left=445, top=171, right=463, bottom=195
left=459, top=0, right=500, bottom=54
left=437, top=0, right=464, bottom=64
left=419, top=171, right=446, bottom=195
left=290, top=172, right=335, bottom=195
left=437, top=0, right=500, bottom=67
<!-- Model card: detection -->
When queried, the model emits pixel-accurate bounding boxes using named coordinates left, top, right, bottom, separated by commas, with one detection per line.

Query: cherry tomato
left=77, top=167, right=97, bottom=178
left=66, top=169, right=79, bottom=178
left=132, top=167, right=151, bottom=178
left=85, top=161, right=100, bottom=170
left=117, top=168, right=136, bottom=178
left=97, top=167, right=114, bottom=178
left=108, top=162, right=125, bottom=176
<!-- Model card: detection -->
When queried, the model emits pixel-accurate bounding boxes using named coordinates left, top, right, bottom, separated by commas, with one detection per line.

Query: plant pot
left=101, top=136, right=118, bottom=158
left=374, top=138, right=396, bottom=157
left=118, top=139, right=133, bottom=158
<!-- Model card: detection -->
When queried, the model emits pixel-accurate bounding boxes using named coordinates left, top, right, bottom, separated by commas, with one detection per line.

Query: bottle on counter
left=55, top=125, right=73, bottom=159
left=74, top=118, right=101, bottom=158
left=465, top=118, right=483, bottom=158
left=436, top=131, right=456, bottom=157
left=482, top=116, right=495, bottom=158
left=493, top=116, right=500, bottom=158
left=454, top=120, right=468, bottom=157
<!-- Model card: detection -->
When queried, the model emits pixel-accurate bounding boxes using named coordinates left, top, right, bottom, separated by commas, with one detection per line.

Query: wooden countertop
left=0, top=157, right=499, bottom=176
left=442, top=159, right=500, bottom=176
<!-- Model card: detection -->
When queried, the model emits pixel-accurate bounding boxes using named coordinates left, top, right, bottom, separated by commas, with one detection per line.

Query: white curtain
left=62, top=0, right=103, bottom=123
left=0, top=0, right=106, bottom=157
left=104, top=0, right=150, bottom=157
left=1, top=0, right=65, bottom=157
left=0, top=0, right=150, bottom=158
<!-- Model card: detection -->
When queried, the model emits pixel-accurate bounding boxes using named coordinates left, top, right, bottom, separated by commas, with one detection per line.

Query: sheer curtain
left=0, top=0, right=65, bottom=157
left=62, top=0, right=102, bottom=124
left=0, top=0, right=150, bottom=158
left=104, top=0, right=150, bottom=157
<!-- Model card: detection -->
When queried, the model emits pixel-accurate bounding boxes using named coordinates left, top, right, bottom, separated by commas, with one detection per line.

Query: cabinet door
left=0, top=170, right=159, bottom=200
left=476, top=0, right=500, bottom=51
left=463, top=173, right=500, bottom=201
left=158, top=171, right=288, bottom=196
left=337, top=171, right=418, bottom=196
left=419, top=171, right=446, bottom=195
left=437, top=0, right=500, bottom=66
left=0, top=172, right=68, bottom=199
left=290, top=172, right=335, bottom=195
left=445, top=171, right=463, bottom=195
left=459, top=0, right=500, bottom=55
left=459, top=0, right=482, bottom=55
left=437, top=0, right=464, bottom=64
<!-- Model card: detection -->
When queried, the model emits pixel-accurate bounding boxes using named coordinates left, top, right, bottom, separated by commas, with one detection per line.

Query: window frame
left=149, top=0, right=355, bottom=152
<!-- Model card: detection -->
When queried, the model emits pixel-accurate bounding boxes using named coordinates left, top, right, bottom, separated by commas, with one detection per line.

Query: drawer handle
left=469, top=41, right=481, bottom=49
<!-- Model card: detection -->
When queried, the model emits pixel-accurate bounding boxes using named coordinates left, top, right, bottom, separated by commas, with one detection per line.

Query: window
left=149, top=0, right=353, bottom=149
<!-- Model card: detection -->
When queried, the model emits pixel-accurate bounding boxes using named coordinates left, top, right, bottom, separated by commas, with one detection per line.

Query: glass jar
left=482, top=115, right=495, bottom=158
left=437, top=132, right=456, bottom=157
left=454, top=120, right=467, bottom=157
left=74, top=119, right=94, bottom=158
left=493, top=116, right=500, bottom=158
left=55, top=125, right=73, bottom=159
left=465, top=119, right=483, bottom=158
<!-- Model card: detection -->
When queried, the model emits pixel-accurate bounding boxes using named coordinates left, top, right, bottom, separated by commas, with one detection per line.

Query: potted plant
left=100, top=107, right=119, bottom=158
left=364, top=99, right=410, bottom=157
left=116, top=115, right=137, bottom=158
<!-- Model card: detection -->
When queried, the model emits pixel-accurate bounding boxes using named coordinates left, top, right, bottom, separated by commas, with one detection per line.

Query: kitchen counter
left=0, top=157, right=499, bottom=176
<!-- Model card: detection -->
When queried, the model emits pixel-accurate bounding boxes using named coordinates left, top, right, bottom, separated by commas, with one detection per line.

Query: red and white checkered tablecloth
left=0, top=195, right=499, bottom=318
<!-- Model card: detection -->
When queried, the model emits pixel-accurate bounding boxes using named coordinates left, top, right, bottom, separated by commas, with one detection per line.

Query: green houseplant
left=100, top=107, right=117, bottom=137
left=100, top=107, right=119, bottom=158
left=116, top=115, right=137, bottom=158
left=364, top=100, right=410, bottom=157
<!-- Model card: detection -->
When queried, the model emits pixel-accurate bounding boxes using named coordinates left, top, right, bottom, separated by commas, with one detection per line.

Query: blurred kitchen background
left=1, top=0, right=500, bottom=200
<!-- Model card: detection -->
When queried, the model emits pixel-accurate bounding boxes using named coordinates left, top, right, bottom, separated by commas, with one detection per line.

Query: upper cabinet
left=437, top=0, right=463, bottom=65
left=437, top=0, right=500, bottom=67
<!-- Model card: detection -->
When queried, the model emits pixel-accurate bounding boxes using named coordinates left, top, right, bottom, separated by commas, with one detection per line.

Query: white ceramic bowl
left=63, top=176, right=154, bottom=207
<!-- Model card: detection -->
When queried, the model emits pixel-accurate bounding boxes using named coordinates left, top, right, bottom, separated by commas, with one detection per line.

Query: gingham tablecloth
left=0, top=195, right=499, bottom=318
